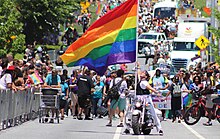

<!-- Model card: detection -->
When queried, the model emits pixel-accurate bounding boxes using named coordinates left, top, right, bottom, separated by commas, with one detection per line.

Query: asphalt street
left=0, top=115, right=219, bottom=139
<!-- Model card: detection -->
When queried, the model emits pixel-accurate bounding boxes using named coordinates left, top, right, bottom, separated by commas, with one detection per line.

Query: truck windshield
left=173, top=42, right=200, bottom=51
left=154, top=7, right=176, bottom=19
left=139, top=34, right=157, bottom=40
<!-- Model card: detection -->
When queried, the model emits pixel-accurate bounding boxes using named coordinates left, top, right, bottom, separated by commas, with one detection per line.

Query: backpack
left=107, top=78, right=123, bottom=100
left=172, top=83, right=181, bottom=97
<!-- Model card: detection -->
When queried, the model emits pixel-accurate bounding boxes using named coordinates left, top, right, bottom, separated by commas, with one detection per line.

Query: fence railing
left=0, top=88, right=40, bottom=131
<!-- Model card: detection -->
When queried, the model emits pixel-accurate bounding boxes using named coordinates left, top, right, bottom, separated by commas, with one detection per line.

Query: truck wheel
left=132, top=115, right=141, bottom=135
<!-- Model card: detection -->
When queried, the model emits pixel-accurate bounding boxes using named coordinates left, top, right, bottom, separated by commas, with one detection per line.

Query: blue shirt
left=93, top=81, right=104, bottom=99
left=45, top=74, right=61, bottom=86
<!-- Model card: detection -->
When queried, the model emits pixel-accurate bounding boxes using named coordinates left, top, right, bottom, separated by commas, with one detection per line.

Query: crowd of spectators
left=181, top=0, right=195, bottom=10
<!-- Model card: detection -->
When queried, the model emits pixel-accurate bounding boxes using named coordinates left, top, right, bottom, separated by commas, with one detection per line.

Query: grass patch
left=73, top=3, right=98, bottom=34
left=14, top=53, right=24, bottom=60
left=45, top=45, right=60, bottom=50
left=195, top=0, right=210, bottom=17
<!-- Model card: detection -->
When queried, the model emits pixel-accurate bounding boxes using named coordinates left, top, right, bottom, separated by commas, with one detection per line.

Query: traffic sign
left=195, top=35, right=210, bottom=50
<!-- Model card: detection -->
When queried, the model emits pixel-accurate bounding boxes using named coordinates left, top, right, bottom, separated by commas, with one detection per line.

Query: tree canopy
left=209, top=9, right=220, bottom=65
left=0, top=0, right=25, bottom=56
left=16, top=0, right=81, bottom=45
left=0, top=0, right=81, bottom=57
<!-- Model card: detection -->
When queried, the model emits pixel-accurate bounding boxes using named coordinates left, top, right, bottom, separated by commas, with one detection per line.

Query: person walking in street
left=77, top=69, right=94, bottom=120
left=69, top=70, right=79, bottom=119
left=106, top=69, right=128, bottom=127
left=92, top=75, right=106, bottom=118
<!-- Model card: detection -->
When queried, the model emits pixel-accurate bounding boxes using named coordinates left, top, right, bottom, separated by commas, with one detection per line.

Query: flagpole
left=134, top=0, right=139, bottom=98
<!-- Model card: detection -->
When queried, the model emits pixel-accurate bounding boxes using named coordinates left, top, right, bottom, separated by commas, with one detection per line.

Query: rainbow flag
left=96, top=1, right=101, bottom=15
left=29, top=72, right=43, bottom=85
left=61, top=0, right=137, bottom=75
left=183, top=93, right=192, bottom=107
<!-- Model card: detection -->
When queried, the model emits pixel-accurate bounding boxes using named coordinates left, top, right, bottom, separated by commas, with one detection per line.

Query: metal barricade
left=0, top=88, right=41, bottom=131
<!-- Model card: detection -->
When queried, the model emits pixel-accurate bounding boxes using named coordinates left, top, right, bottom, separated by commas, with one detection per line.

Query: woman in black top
left=165, top=76, right=182, bottom=123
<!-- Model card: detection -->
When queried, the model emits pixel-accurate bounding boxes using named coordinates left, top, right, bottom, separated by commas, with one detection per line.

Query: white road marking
left=181, top=122, right=205, bottom=139
left=138, top=135, right=145, bottom=139
left=113, top=127, right=122, bottom=139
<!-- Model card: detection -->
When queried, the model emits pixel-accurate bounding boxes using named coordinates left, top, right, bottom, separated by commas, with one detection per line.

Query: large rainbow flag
left=61, top=0, right=137, bottom=75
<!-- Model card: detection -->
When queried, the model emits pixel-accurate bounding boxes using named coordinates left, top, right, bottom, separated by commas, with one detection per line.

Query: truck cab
left=170, top=37, right=200, bottom=70
left=170, top=21, right=208, bottom=71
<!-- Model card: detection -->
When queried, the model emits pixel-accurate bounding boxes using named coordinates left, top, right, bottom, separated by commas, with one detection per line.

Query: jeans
left=92, top=98, right=102, bottom=116
left=172, top=110, right=181, bottom=119
left=141, top=95, right=162, bottom=131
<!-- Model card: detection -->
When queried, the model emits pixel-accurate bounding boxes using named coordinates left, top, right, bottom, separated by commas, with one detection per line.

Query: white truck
left=169, top=21, right=208, bottom=70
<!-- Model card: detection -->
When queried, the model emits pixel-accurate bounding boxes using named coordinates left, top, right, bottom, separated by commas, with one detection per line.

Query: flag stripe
left=88, top=1, right=137, bottom=31
left=65, top=15, right=136, bottom=53
left=67, top=51, right=136, bottom=69
left=62, top=24, right=136, bottom=65
left=70, top=39, right=136, bottom=65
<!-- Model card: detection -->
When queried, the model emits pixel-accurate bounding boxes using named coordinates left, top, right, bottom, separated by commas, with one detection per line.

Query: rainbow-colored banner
left=96, top=1, right=101, bottom=15
left=61, top=0, right=137, bottom=75
left=29, top=72, right=43, bottom=85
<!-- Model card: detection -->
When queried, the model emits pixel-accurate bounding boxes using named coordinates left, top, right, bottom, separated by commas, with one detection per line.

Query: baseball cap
left=7, top=65, right=15, bottom=70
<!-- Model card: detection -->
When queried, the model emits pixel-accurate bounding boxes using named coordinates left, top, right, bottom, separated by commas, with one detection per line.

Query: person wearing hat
left=0, top=61, right=13, bottom=90
left=149, top=68, right=169, bottom=120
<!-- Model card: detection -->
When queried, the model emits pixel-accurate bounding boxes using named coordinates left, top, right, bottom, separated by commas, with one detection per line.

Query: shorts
left=78, top=96, right=91, bottom=109
left=110, top=97, right=126, bottom=111
left=206, top=94, right=219, bottom=108
left=60, top=99, right=67, bottom=109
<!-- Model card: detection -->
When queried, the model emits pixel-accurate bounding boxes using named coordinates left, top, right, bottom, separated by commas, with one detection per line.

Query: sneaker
left=45, top=114, right=49, bottom=122
left=98, top=115, right=103, bottom=119
left=203, top=122, right=212, bottom=126
left=84, top=117, right=93, bottom=120
left=117, top=123, right=124, bottom=127
left=61, top=116, right=64, bottom=120
left=159, top=130, right=163, bottom=136
left=106, top=122, right=112, bottom=127
left=73, top=115, right=77, bottom=119
left=123, top=129, right=130, bottom=134
left=77, top=115, right=83, bottom=120
left=49, top=119, right=54, bottom=123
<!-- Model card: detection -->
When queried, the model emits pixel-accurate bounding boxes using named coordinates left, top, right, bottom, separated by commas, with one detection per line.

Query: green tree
left=0, top=0, right=25, bottom=57
left=15, top=0, right=81, bottom=45
left=209, top=9, right=220, bottom=64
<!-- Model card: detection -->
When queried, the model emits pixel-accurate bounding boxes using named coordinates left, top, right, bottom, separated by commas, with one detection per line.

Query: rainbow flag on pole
left=96, top=1, right=101, bottom=15
left=61, top=0, right=137, bottom=75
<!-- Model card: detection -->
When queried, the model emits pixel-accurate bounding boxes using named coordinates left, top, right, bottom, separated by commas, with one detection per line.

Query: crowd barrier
left=0, top=88, right=40, bottom=130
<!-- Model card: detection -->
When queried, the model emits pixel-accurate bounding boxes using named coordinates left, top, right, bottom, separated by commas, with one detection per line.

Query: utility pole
left=218, top=1, right=220, bottom=56
left=209, top=0, right=216, bottom=62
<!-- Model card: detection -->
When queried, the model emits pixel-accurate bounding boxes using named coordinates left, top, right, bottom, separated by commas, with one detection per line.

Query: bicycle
left=183, top=89, right=220, bottom=125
